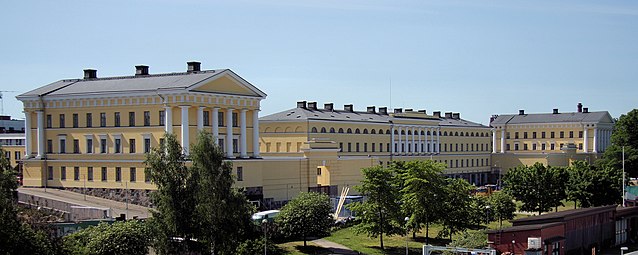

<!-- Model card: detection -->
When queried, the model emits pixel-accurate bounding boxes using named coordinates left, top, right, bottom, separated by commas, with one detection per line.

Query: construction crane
left=0, top=91, right=18, bottom=116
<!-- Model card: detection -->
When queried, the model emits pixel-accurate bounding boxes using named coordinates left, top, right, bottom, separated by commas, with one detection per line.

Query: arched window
left=408, top=130, right=412, bottom=135
left=311, top=127, right=318, bottom=133
left=338, top=128, right=344, bottom=133
left=347, top=128, right=352, bottom=134
left=379, top=129, right=384, bottom=134
left=386, top=130, right=390, bottom=134
left=394, top=130, right=399, bottom=135
left=363, top=129, right=368, bottom=134
left=320, top=127, right=326, bottom=133
left=427, top=131, right=431, bottom=135
left=355, top=128, right=360, bottom=134
left=444, top=131, right=448, bottom=136
left=480, top=133, right=484, bottom=137
left=455, top=132, right=459, bottom=136
left=330, top=127, right=335, bottom=133
left=470, top=132, right=474, bottom=137
left=371, top=129, right=376, bottom=134
left=401, top=130, right=405, bottom=135
left=460, top=132, right=464, bottom=137
left=421, top=131, right=425, bottom=135
left=465, top=132, right=469, bottom=136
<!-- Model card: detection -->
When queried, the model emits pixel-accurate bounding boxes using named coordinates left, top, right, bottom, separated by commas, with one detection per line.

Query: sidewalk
left=18, top=187, right=151, bottom=219
left=312, top=238, right=359, bottom=255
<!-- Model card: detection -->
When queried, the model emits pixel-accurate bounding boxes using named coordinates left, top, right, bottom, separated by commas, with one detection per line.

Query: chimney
left=367, top=106, right=376, bottom=113
left=344, top=104, right=354, bottom=112
left=577, top=102, right=583, bottom=113
left=418, top=110, right=426, bottom=114
left=297, top=101, right=307, bottom=109
left=394, top=108, right=403, bottom=114
left=135, top=65, right=149, bottom=76
left=452, top=113, right=460, bottom=119
left=324, top=103, right=334, bottom=111
left=519, top=109, right=525, bottom=115
left=379, top=107, right=388, bottom=115
left=187, top=61, right=201, bottom=72
left=307, top=102, right=317, bottom=110
left=433, top=111, right=441, bottom=118
left=83, top=69, right=97, bottom=79
left=405, top=108, right=413, bottom=112
left=445, top=112, right=453, bottom=118
left=583, top=107, right=589, bottom=113
left=553, top=108, right=559, bottom=114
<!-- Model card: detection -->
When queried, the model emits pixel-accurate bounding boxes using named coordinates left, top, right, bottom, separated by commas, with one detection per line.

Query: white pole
left=623, top=146, right=626, bottom=207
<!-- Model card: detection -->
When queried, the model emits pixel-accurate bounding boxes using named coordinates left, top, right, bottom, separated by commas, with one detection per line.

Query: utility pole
left=623, top=146, right=626, bottom=207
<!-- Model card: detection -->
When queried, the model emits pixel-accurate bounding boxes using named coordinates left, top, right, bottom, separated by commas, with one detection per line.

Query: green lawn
left=278, top=241, right=333, bottom=255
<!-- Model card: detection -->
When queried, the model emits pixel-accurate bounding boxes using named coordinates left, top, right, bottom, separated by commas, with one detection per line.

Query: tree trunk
left=574, top=200, right=577, bottom=209
left=379, top=209, right=384, bottom=250
left=303, top=231, right=307, bottom=247
left=425, top=221, right=430, bottom=244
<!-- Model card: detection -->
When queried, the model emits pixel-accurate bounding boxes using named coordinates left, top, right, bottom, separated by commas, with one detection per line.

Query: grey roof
left=260, top=107, right=489, bottom=128
left=18, top=69, right=266, bottom=98
left=491, top=111, right=612, bottom=125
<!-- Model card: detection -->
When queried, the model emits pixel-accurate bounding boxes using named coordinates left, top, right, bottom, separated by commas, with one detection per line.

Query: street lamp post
left=262, top=219, right=268, bottom=255
left=621, top=247, right=628, bottom=255
left=623, top=146, right=626, bottom=207
left=485, top=205, right=491, bottom=226
left=404, top=216, right=409, bottom=255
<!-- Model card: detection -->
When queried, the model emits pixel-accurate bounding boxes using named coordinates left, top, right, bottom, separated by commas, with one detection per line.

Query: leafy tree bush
left=234, top=238, right=281, bottom=255
left=277, top=192, right=333, bottom=246
left=598, top=109, right=638, bottom=177
left=448, top=230, right=488, bottom=249
left=503, top=163, right=567, bottom=215
left=63, top=220, right=151, bottom=255
left=487, top=191, right=516, bottom=228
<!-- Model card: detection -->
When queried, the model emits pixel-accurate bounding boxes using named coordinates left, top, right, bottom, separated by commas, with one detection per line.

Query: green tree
left=503, top=163, right=567, bottom=215
left=191, top=131, right=255, bottom=254
left=276, top=192, right=333, bottom=247
left=438, top=178, right=475, bottom=241
left=487, top=191, right=516, bottom=228
left=566, top=161, right=594, bottom=208
left=145, top=133, right=200, bottom=254
left=349, top=165, right=404, bottom=250
left=589, top=165, right=622, bottom=206
left=598, top=109, right=638, bottom=177
left=396, top=160, right=445, bottom=243
left=448, top=230, right=488, bottom=249
left=63, top=220, right=151, bottom=255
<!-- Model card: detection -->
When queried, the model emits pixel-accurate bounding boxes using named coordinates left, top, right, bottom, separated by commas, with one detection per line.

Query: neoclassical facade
left=490, top=103, right=614, bottom=172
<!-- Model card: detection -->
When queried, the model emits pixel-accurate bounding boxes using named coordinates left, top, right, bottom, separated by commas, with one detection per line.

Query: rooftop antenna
left=0, top=91, right=18, bottom=116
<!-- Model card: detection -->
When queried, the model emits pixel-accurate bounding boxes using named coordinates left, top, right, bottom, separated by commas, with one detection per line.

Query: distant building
left=490, top=103, right=614, bottom=173
left=0, top=116, right=25, bottom=168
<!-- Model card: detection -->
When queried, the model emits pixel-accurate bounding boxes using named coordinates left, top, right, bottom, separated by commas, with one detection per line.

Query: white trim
left=187, top=70, right=267, bottom=98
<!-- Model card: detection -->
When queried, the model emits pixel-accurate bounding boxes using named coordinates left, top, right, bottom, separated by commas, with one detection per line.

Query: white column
left=36, top=110, right=45, bottom=159
left=583, top=126, right=589, bottom=153
left=24, top=111, right=32, bottom=158
left=428, top=128, right=433, bottom=153
left=398, top=126, right=403, bottom=154
left=226, top=108, right=234, bottom=158
left=492, top=129, right=497, bottom=153
left=391, top=126, right=396, bottom=155
left=593, top=128, right=598, bottom=153
left=240, top=109, right=248, bottom=158
left=252, top=109, right=260, bottom=158
left=180, top=106, right=190, bottom=155
left=411, top=127, right=415, bottom=155
left=164, top=106, right=173, bottom=134
left=417, top=128, right=422, bottom=154
left=212, top=107, right=219, bottom=140
left=197, top=106, right=204, bottom=131
left=436, top=128, right=440, bottom=153
left=500, top=129, right=506, bottom=153
left=424, top=128, right=429, bottom=153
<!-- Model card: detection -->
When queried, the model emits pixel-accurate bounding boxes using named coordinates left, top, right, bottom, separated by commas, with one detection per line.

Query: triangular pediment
left=188, top=70, right=267, bottom=98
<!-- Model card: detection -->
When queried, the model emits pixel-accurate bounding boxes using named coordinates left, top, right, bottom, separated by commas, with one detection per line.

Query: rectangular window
left=515, top=132, right=519, bottom=139
left=74, top=167, right=80, bottom=181
left=339, top=142, right=343, bottom=152
left=59, top=114, right=65, bottom=128
left=560, top=131, right=564, bottom=138
left=86, top=113, right=92, bottom=127
left=506, top=144, right=510, bottom=151
left=514, top=144, right=519, bottom=151
left=542, top=143, right=546, bottom=150
left=560, top=143, right=564, bottom=149
left=60, top=139, right=66, bottom=153
left=218, top=139, right=224, bottom=152
left=233, top=139, right=238, bottom=153
left=232, top=112, right=238, bottom=127
left=569, top=131, right=574, bottom=138
left=356, top=143, right=360, bottom=152
left=203, top=111, right=210, bottom=126
left=87, top=167, right=93, bottom=181
left=159, top=111, right=165, bottom=126
left=115, top=167, right=121, bottom=182
left=317, top=167, right=322, bottom=175
left=237, top=167, right=243, bottom=181
left=14, top=151, right=20, bottom=160
left=46, top=114, right=52, bottom=128
left=364, top=143, right=368, bottom=152
left=73, top=139, right=79, bottom=153
left=144, top=138, right=151, bottom=153
left=60, top=166, right=66, bottom=180
left=47, top=139, right=53, bottom=154
left=532, top=144, right=537, bottom=150
left=372, top=143, right=376, bottom=152
left=100, top=112, right=106, bottom=127
left=533, top=132, right=537, bottom=139
left=144, top=111, right=150, bottom=126
left=129, top=112, right=135, bottom=126
left=579, top=131, right=583, bottom=138
left=551, top=132, right=555, bottom=139
left=114, top=112, right=121, bottom=127
left=551, top=144, right=555, bottom=150
left=100, top=138, right=107, bottom=153
left=130, top=167, right=136, bottom=182
left=47, top=166, right=53, bottom=180
left=87, top=138, right=93, bottom=153
left=524, top=144, right=528, bottom=150
left=579, top=143, right=583, bottom=150
left=524, top=132, right=528, bottom=139
left=129, top=139, right=136, bottom=153
left=542, top=132, right=546, bottom=139
left=101, top=167, right=107, bottom=181
left=115, top=139, right=121, bottom=153
left=348, top=143, right=352, bottom=152
left=506, top=132, right=510, bottom=139
left=218, top=112, right=224, bottom=127
left=73, top=113, right=79, bottom=128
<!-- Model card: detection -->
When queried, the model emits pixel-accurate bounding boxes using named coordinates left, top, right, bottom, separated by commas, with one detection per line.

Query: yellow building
left=260, top=101, right=494, bottom=186
left=490, top=103, right=614, bottom=173
left=0, top=116, right=25, bottom=169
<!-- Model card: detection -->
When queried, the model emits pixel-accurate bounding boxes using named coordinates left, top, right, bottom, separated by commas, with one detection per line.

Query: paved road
left=18, top=187, right=151, bottom=219
left=312, top=238, right=359, bottom=255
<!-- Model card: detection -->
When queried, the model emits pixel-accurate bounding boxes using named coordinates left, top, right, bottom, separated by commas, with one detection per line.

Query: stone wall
left=66, top=188, right=153, bottom=207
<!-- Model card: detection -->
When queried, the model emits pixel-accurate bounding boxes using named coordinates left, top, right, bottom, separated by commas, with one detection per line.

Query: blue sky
left=1, top=0, right=636, bottom=124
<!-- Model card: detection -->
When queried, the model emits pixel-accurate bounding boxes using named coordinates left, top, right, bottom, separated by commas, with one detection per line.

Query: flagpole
left=623, top=146, right=626, bottom=207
